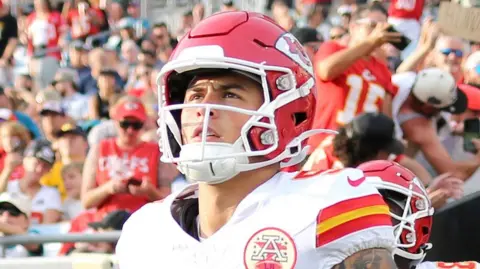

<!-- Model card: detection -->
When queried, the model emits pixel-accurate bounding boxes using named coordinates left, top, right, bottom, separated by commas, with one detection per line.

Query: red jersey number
left=337, top=74, right=386, bottom=125
left=436, top=262, right=477, bottom=269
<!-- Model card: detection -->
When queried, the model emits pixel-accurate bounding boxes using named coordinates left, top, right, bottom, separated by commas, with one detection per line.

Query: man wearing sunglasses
left=0, top=192, right=43, bottom=258
left=308, top=3, right=402, bottom=151
left=81, top=96, right=178, bottom=220
left=423, top=35, right=467, bottom=83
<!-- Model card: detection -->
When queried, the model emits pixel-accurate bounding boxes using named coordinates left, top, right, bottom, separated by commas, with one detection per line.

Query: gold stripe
left=316, top=205, right=390, bottom=234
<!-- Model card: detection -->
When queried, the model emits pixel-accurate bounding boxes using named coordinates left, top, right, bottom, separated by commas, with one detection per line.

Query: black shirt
left=0, top=13, right=17, bottom=58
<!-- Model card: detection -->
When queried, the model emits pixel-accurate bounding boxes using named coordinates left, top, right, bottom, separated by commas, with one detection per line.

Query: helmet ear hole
left=422, top=226, right=429, bottom=235
left=293, top=112, right=307, bottom=126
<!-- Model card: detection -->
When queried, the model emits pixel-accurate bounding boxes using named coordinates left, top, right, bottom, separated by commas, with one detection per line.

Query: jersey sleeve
left=315, top=41, right=344, bottom=62
left=313, top=168, right=396, bottom=269
left=116, top=202, right=162, bottom=269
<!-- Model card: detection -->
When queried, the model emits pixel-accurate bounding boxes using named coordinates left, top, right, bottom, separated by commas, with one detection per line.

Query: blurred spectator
left=64, top=0, right=105, bottom=41
left=51, top=68, right=89, bottom=121
left=387, top=0, right=425, bottom=60
left=120, top=39, right=139, bottom=72
left=61, top=162, right=84, bottom=220
left=127, top=0, right=150, bottom=39
left=0, top=89, right=42, bottom=139
left=335, top=4, right=354, bottom=29
left=0, top=121, right=31, bottom=181
left=424, top=35, right=469, bottom=82
left=41, top=122, right=88, bottom=201
left=67, top=210, right=130, bottom=255
left=447, top=84, right=480, bottom=195
left=304, top=112, right=433, bottom=184
left=126, top=63, right=153, bottom=98
left=0, top=0, right=18, bottom=87
left=176, top=10, right=194, bottom=38
left=392, top=68, right=480, bottom=181
left=221, top=0, right=239, bottom=12
left=68, top=40, right=91, bottom=94
left=117, top=17, right=141, bottom=47
left=83, top=47, right=125, bottom=96
left=463, top=51, right=480, bottom=86
left=308, top=4, right=400, bottom=150
left=150, top=22, right=175, bottom=49
left=329, top=25, right=349, bottom=47
left=107, top=0, right=126, bottom=31
left=103, top=44, right=129, bottom=81
left=192, top=2, right=205, bottom=26
left=39, top=96, right=71, bottom=142
left=0, top=192, right=43, bottom=258
left=26, top=0, right=66, bottom=88
left=299, top=3, right=331, bottom=41
left=291, top=27, right=323, bottom=61
left=0, top=139, right=62, bottom=224
left=81, top=96, right=177, bottom=218
left=88, top=68, right=120, bottom=120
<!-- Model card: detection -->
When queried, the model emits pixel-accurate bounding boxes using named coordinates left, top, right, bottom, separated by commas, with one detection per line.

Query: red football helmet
left=357, top=160, right=433, bottom=267
left=156, top=11, right=321, bottom=183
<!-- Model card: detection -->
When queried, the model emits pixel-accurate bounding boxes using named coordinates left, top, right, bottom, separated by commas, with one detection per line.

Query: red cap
left=458, top=84, right=480, bottom=111
left=113, top=100, right=147, bottom=122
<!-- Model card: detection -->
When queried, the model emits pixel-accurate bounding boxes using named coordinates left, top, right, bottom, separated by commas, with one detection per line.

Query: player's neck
left=197, top=164, right=280, bottom=238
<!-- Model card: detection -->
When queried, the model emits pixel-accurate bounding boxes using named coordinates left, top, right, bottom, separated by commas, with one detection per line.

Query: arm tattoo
left=333, top=248, right=397, bottom=269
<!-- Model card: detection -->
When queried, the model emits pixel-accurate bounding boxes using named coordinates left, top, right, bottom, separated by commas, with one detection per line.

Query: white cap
left=411, top=68, right=467, bottom=114
left=0, top=192, right=31, bottom=217
left=464, top=51, right=480, bottom=70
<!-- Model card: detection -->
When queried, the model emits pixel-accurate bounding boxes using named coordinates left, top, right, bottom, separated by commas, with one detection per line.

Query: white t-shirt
left=62, top=198, right=84, bottom=220
left=7, top=181, right=63, bottom=224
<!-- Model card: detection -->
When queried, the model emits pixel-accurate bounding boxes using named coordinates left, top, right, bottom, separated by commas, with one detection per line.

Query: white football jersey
left=116, top=169, right=395, bottom=269
left=417, top=262, right=480, bottom=269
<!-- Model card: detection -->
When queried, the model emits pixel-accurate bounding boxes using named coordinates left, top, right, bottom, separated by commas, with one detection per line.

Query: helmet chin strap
left=177, top=128, right=338, bottom=185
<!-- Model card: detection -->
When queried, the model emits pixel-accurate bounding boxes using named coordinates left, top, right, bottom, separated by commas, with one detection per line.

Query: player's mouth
left=191, top=126, right=221, bottom=142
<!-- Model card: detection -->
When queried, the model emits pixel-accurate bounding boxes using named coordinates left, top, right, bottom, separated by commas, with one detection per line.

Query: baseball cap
left=412, top=68, right=467, bottom=114
left=223, top=0, right=234, bottom=6
left=345, top=112, right=404, bottom=155
left=88, top=210, right=131, bottom=230
left=52, top=69, right=79, bottom=87
left=465, top=51, right=480, bottom=74
left=291, top=27, right=323, bottom=45
left=40, top=100, right=65, bottom=115
left=0, top=192, right=31, bottom=217
left=36, top=89, right=62, bottom=104
left=458, top=84, right=480, bottom=111
left=24, top=139, right=56, bottom=165
left=55, top=123, right=86, bottom=138
left=113, top=99, right=147, bottom=122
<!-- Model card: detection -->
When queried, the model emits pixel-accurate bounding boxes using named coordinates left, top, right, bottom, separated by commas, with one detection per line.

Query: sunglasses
left=0, top=206, right=23, bottom=217
left=439, top=48, right=463, bottom=57
left=119, top=121, right=144, bottom=130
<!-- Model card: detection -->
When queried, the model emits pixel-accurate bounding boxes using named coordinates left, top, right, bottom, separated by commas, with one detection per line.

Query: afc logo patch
left=275, top=33, right=314, bottom=76
left=243, top=227, right=297, bottom=269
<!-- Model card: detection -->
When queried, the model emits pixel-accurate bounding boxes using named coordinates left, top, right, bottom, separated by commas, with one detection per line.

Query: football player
left=116, top=11, right=397, bottom=269
left=359, top=160, right=479, bottom=269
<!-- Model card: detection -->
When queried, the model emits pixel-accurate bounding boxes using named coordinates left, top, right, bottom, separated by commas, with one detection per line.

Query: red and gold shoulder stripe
left=316, top=194, right=391, bottom=248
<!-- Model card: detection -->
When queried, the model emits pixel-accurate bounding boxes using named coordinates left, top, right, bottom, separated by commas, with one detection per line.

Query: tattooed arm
left=333, top=248, right=397, bottom=269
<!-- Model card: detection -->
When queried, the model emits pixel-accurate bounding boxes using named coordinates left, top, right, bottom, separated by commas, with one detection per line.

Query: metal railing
left=0, top=231, right=121, bottom=245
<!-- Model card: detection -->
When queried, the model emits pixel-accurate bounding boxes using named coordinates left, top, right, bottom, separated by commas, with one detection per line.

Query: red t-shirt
left=26, top=11, right=65, bottom=60
left=308, top=41, right=397, bottom=149
left=95, top=138, right=160, bottom=217
left=0, top=149, right=25, bottom=181
left=388, top=0, right=425, bottom=20
left=67, top=8, right=104, bottom=40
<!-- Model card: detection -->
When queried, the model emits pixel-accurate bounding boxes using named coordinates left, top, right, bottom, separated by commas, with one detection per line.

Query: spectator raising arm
left=316, top=22, right=401, bottom=81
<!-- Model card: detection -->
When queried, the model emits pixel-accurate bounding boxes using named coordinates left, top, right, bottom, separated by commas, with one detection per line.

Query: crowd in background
left=0, top=0, right=479, bottom=261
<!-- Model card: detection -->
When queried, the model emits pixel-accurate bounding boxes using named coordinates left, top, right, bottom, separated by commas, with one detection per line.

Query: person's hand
left=428, top=173, right=464, bottom=199
left=4, top=152, right=23, bottom=171
left=128, top=177, right=154, bottom=197
left=106, top=179, right=128, bottom=195
left=367, top=22, right=403, bottom=48
left=428, top=188, right=449, bottom=209
left=418, top=17, right=440, bottom=50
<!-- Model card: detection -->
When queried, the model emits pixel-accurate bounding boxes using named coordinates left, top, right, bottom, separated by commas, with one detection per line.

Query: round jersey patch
left=243, top=227, right=297, bottom=269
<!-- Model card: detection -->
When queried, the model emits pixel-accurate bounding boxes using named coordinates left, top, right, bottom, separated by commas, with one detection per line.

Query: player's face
left=181, top=73, right=264, bottom=145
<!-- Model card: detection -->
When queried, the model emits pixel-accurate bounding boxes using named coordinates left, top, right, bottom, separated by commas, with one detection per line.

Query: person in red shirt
left=65, top=0, right=105, bottom=41
left=81, top=96, right=178, bottom=219
left=25, top=0, right=65, bottom=60
left=308, top=4, right=401, bottom=150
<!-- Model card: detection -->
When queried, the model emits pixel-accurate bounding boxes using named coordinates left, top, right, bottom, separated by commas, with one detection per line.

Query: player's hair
left=332, top=127, right=385, bottom=167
